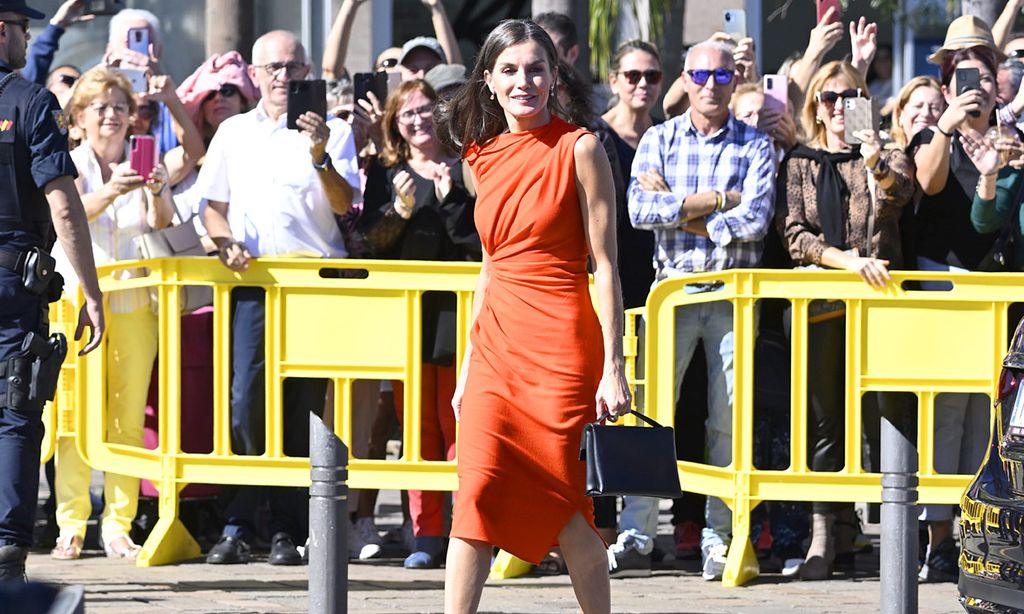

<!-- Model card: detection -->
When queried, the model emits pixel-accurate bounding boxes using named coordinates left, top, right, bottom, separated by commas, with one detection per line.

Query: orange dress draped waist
left=451, top=117, right=603, bottom=564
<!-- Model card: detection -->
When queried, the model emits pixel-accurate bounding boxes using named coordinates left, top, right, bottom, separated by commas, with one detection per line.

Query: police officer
left=0, top=0, right=104, bottom=582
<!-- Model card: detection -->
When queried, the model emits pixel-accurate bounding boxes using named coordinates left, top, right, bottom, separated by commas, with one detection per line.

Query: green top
left=970, top=167, right=1024, bottom=270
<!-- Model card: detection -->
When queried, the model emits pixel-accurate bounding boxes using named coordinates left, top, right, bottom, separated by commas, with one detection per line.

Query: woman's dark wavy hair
left=436, top=19, right=564, bottom=154
left=557, top=60, right=593, bottom=128
left=939, top=47, right=998, bottom=86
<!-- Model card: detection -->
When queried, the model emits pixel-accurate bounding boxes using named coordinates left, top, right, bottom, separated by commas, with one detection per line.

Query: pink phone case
left=816, top=0, right=841, bottom=24
left=763, top=74, right=788, bottom=114
left=130, top=135, right=156, bottom=179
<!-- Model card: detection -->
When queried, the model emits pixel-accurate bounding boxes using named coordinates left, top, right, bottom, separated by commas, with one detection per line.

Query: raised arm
left=994, top=0, right=1024, bottom=50
left=322, top=0, right=366, bottom=79
left=147, top=74, right=205, bottom=186
left=789, top=9, right=843, bottom=108
left=423, top=0, right=463, bottom=65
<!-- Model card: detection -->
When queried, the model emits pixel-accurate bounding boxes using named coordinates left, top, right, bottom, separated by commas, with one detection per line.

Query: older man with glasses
left=626, top=39, right=775, bottom=582
left=197, top=29, right=361, bottom=567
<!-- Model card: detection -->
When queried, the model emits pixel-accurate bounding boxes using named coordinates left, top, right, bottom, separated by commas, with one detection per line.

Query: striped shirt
left=627, top=111, right=776, bottom=280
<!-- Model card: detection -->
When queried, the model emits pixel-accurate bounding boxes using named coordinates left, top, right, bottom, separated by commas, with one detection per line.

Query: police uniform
left=0, top=0, right=78, bottom=582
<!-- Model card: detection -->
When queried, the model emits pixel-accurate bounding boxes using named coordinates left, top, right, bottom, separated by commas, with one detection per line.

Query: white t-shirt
left=194, top=101, right=361, bottom=258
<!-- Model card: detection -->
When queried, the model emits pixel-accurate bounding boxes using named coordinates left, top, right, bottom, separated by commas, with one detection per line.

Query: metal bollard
left=309, top=414, right=348, bottom=614
left=879, top=397, right=918, bottom=614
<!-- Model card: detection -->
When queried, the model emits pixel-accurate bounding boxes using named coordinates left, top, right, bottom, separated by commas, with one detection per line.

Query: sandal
left=50, top=534, right=83, bottom=560
left=536, top=548, right=568, bottom=576
left=104, top=534, right=141, bottom=560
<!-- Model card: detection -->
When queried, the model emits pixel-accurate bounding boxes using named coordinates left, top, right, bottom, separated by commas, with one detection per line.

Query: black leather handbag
left=579, top=410, right=683, bottom=498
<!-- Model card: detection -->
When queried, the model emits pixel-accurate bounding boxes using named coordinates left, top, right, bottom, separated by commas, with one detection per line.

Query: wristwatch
left=312, top=152, right=331, bottom=172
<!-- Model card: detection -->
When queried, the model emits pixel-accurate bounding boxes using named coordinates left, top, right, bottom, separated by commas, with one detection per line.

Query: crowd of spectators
left=18, top=0, right=1024, bottom=588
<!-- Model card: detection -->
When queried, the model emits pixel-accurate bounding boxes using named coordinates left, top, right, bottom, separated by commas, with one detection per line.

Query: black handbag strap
left=596, top=409, right=666, bottom=429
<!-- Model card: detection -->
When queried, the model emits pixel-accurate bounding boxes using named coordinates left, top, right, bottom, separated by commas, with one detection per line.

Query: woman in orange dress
left=436, top=19, right=631, bottom=614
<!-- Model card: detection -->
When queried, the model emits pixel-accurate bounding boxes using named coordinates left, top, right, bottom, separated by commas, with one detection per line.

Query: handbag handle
left=595, top=409, right=666, bottom=429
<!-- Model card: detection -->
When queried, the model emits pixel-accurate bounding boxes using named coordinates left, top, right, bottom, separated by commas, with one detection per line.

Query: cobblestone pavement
left=25, top=488, right=964, bottom=614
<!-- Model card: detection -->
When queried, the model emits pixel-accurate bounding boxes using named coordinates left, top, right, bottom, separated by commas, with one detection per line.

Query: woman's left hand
left=960, top=129, right=1001, bottom=176
left=145, top=163, right=168, bottom=194
left=433, top=163, right=453, bottom=201
left=595, top=365, right=632, bottom=421
left=854, top=129, right=881, bottom=163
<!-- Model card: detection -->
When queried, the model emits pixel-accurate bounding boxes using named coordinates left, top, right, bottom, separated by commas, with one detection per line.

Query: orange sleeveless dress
left=451, top=117, right=604, bottom=564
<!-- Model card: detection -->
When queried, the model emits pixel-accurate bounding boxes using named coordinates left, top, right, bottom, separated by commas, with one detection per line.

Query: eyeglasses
left=89, top=102, right=130, bottom=116
left=57, top=74, right=78, bottom=88
left=398, top=103, right=435, bottom=124
left=618, top=69, right=663, bottom=85
left=255, top=61, right=308, bottom=77
left=208, top=84, right=240, bottom=99
left=377, top=58, right=398, bottom=70
left=0, top=19, right=29, bottom=33
left=816, top=88, right=864, bottom=106
left=1011, top=49, right=1024, bottom=59
left=686, top=69, right=734, bottom=87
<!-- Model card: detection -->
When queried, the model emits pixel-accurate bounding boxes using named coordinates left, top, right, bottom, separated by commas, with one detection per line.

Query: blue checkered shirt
left=627, top=111, right=776, bottom=280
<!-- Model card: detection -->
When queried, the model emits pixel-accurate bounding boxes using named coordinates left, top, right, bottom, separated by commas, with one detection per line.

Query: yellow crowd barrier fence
left=640, top=269, right=1016, bottom=586
left=47, top=259, right=1016, bottom=578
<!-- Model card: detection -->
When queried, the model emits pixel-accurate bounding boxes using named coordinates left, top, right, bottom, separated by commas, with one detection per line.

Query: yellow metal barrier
left=73, top=257, right=480, bottom=566
left=642, top=269, right=1015, bottom=587
left=40, top=298, right=79, bottom=464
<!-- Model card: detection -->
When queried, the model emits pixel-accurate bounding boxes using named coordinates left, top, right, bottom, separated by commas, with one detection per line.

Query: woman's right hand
left=106, top=163, right=145, bottom=198
left=938, top=90, right=985, bottom=134
left=451, top=363, right=470, bottom=421
left=392, top=170, right=416, bottom=218
left=846, top=256, right=891, bottom=289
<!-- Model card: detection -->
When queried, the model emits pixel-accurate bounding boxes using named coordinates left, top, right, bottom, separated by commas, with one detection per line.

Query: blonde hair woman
left=51, top=66, right=172, bottom=561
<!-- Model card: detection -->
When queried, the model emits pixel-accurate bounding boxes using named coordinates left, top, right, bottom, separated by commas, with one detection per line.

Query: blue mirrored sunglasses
left=686, top=69, right=734, bottom=86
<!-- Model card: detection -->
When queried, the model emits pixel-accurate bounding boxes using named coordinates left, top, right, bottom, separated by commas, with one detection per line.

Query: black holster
left=3, top=331, right=67, bottom=412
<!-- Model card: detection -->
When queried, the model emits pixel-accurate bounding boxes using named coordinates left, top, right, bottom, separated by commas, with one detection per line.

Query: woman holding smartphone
left=50, top=66, right=172, bottom=561
left=778, top=60, right=914, bottom=580
left=909, top=34, right=1004, bottom=582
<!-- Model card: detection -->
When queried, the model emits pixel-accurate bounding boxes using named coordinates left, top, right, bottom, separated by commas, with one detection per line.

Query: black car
left=959, top=318, right=1024, bottom=613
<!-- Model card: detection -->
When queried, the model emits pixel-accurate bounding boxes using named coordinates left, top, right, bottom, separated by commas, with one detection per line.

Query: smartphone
left=816, top=0, right=841, bottom=25
left=843, top=97, right=877, bottom=145
left=353, top=72, right=388, bottom=105
left=287, top=80, right=327, bottom=130
left=83, top=0, right=126, bottom=16
left=723, top=10, right=747, bottom=44
left=117, top=67, right=148, bottom=93
left=956, top=67, right=982, bottom=117
left=129, top=135, right=156, bottom=179
left=763, top=74, right=788, bottom=115
left=127, top=26, right=150, bottom=56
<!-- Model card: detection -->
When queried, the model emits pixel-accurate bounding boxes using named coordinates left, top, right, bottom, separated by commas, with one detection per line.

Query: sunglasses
left=686, top=69, right=734, bottom=86
left=816, top=88, right=864, bottom=105
left=1012, top=49, right=1024, bottom=59
left=377, top=58, right=399, bottom=70
left=58, top=74, right=78, bottom=88
left=618, top=69, right=663, bottom=85
left=208, top=84, right=240, bottom=99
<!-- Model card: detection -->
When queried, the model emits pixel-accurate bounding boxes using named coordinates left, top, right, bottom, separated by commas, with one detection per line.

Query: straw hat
left=928, top=15, right=1007, bottom=64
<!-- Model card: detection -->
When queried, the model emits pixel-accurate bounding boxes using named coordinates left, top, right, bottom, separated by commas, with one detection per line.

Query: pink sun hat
left=176, top=51, right=261, bottom=132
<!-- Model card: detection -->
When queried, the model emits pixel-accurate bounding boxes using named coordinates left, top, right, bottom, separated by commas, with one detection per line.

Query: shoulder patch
left=52, top=110, right=68, bottom=135
left=0, top=118, right=12, bottom=132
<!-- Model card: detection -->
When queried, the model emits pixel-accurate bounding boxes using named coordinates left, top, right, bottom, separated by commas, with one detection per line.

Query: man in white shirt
left=198, top=30, right=360, bottom=566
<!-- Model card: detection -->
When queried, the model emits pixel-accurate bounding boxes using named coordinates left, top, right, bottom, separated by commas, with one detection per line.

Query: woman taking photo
left=778, top=60, right=914, bottom=580
left=357, top=79, right=479, bottom=570
left=437, top=19, right=630, bottom=613
left=51, top=66, right=173, bottom=561
left=910, top=32, right=1005, bottom=581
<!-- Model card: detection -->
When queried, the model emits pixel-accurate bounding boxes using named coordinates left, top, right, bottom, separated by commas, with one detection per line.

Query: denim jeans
left=619, top=294, right=743, bottom=552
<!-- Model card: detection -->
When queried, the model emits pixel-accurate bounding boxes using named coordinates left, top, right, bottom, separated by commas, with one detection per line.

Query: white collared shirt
left=194, top=101, right=361, bottom=258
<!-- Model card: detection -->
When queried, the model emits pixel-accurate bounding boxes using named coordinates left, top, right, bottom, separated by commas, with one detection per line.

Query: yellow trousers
left=55, top=306, right=157, bottom=543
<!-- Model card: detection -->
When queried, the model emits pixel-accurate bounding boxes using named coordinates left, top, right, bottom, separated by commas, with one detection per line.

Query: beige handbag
left=134, top=213, right=213, bottom=314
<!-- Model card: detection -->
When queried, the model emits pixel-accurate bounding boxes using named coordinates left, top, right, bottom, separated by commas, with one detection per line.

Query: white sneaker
left=701, top=543, right=728, bottom=581
left=349, top=517, right=383, bottom=560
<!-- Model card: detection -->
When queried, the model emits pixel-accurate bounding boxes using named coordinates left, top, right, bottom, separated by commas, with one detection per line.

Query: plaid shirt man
left=627, top=110, right=776, bottom=280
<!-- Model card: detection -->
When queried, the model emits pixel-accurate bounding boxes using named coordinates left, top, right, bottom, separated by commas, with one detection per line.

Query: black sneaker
left=269, top=532, right=302, bottom=566
left=0, top=545, right=27, bottom=583
left=609, top=547, right=652, bottom=579
left=206, top=535, right=251, bottom=565
left=919, top=537, right=958, bottom=583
